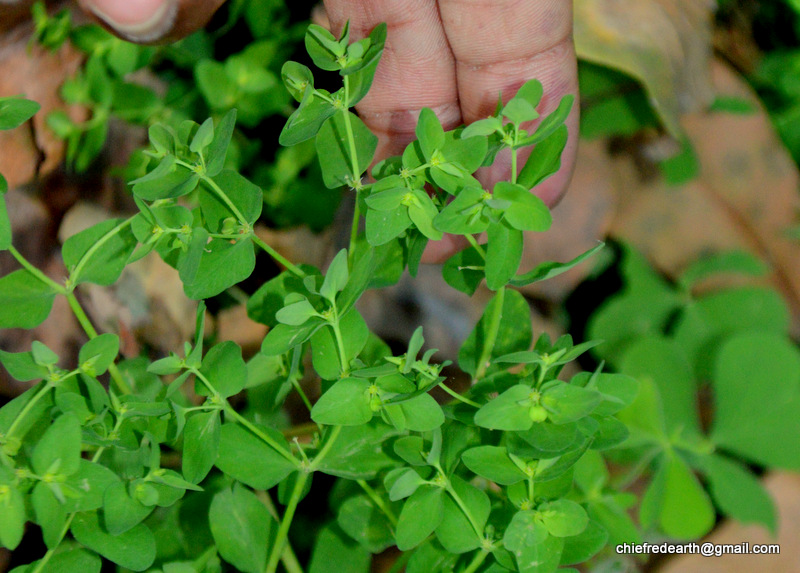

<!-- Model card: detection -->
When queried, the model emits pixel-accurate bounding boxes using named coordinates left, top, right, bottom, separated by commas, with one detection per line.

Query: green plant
left=0, top=20, right=651, bottom=573
left=586, top=244, right=798, bottom=540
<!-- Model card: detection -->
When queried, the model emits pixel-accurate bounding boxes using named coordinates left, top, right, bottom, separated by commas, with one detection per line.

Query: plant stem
left=66, top=292, right=132, bottom=395
left=349, top=197, right=360, bottom=267
left=342, top=76, right=361, bottom=184
left=473, top=287, right=505, bottom=383
left=265, top=471, right=310, bottom=573
left=291, top=377, right=314, bottom=414
left=438, top=382, right=481, bottom=409
left=330, top=317, right=350, bottom=376
left=527, top=473, right=535, bottom=503
left=5, top=381, right=53, bottom=438
left=258, top=491, right=305, bottom=573
left=68, top=218, right=132, bottom=289
left=309, top=424, right=342, bottom=471
left=462, top=550, right=489, bottom=573
left=357, top=479, right=398, bottom=527
left=221, top=403, right=302, bottom=468
left=8, top=245, right=66, bottom=294
left=252, top=234, right=305, bottom=277
left=199, top=174, right=248, bottom=227
left=511, top=147, right=518, bottom=185
left=464, top=234, right=486, bottom=259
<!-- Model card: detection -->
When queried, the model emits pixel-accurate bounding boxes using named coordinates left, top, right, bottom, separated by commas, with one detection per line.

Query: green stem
left=291, top=376, right=314, bottom=415
left=446, top=483, right=485, bottom=543
left=438, top=382, right=481, bottom=409
left=223, top=404, right=301, bottom=468
left=198, top=174, right=248, bottom=227
left=5, top=381, right=53, bottom=438
left=67, top=292, right=132, bottom=395
left=251, top=234, right=305, bottom=277
left=473, top=287, right=505, bottom=382
left=357, top=479, right=398, bottom=527
left=527, top=473, right=535, bottom=503
left=8, top=246, right=66, bottom=294
left=464, top=234, right=487, bottom=259
left=348, top=197, right=360, bottom=267
left=330, top=318, right=350, bottom=376
left=462, top=550, right=490, bottom=573
left=511, top=147, right=518, bottom=185
left=309, top=424, right=342, bottom=471
left=68, top=218, right=132, bottom=289
left=341, top=76, right=361, bottom=185
left=265, top=471, right=310, bottom=573
left=258, top=491, right=305, bottom=573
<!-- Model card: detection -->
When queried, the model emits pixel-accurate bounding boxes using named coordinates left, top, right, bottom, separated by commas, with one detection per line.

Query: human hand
left=323, top=0, right=579, bottom=263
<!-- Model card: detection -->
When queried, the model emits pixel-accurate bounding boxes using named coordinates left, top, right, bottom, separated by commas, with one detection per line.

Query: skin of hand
left=1, top=0, right=578, bottom=263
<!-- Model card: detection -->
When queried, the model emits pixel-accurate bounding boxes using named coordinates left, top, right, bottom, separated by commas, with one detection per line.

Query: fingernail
left=85, top=0, right=177, bottom=43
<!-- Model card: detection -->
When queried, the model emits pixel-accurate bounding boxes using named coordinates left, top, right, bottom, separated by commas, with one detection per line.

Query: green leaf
left=0, top=349, right=49, bottom=381
left=474, top=385, right=534, bottom=431
left=433, top=187, right=487, bottom=235
left=584, top=373, right=639, bottom=416
left=494, top=182, right=552, bottom=232
left=503, top=98, right=537, bottom=125
left=503, top=510, right=548, bottom=552
left=308, top=525, right=371, bottom=573
left=316, top=111, right=378, bottom=188
left=311, top=377, right=372, bottom=426
left=261, top=320, right=323, bottom=356
left=517, top=125, right=568, bottom=190
left=62, top=219, right=137, bottom=286
left=182, top=411, right=220, bottom=484
left=276, top=299, right=318, bottom=326
left=559, top=519, right=608, bottom=565
left=511, top=243, right=604, bottom=287
left=199, top=170, right=263, bottom=231
left=209, top=484, right=273, bottom=573
left=71, top=511, right=156, bottom=571
left=673, top=287, right=789, bottom=379
left=702, top=454, right=776, bottom=533
left=395, top=393, right=444, bottom=432
left=337, top=494, right=395, bottom=553
left=365, top=206, right=413, bottom=246
left=190, top=117, right=214, bottom=153
left=198, top=341, right=246, bottom=398
left=183, top=238, right=255, bottom=300
left=78, top=333, right=119, bottom=376
left=386, top=467, right=427, bottom=501
left=320, top=249, right=349, bottom=301
left=282, top=61, right=314, bottom=102
left=538, top=499, right=588, bottom=537
left=521, top=94, right=574, bottom=146
left=459, top=289, right=532, bottom=376
left=316, top=422, right=399, bottom=479
left=31, top=482, right=66, bottom=548
left=12, top=548, right=100, bottom=573
left=408, top=190, right=443, bottom=241
left=280, top=87, right=337, bottom=146
left=248, top=268, right=315, bottom=327
left=132, top=160, right=200, bottom=201
left=32, top=414, right=82, bottom=477
left=311, top=310, right=369, bottom=379
left=619, top=336, right=699, bottom=436
left=417, top=108, right=445, bottom=159
left=396, top=486, right=445, bottom=550
left=305, top=24, right=344, bottom=71
left=485, top=221, right=523, bottom=290
left=435, top=476, right=490, bottom=553
left=712, top=332, right=800, bottom=468
left=462, top=446, right=527, bottom=485
left=442, top=245, right=484, bottom=296
left=206, top=110, right=237, bottom=177
left=541, top=382, right=602, bottom=424
left=0, top=97, right=40, bottom=130
left=643, top=454, right=715, bottom=539
left=215, top=423, right=296, bottom=489
left=0, top=480, right=25, bottom=549
left=0, top=269, right=57, bottom=328
left=102, top=481, right=153, bottom=535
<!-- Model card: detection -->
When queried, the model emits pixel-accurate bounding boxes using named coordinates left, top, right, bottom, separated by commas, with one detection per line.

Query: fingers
left=440, top=0, right=579, bottom=205
left=323, top=0, right=460, bottom=159
left=76, top=0, right=225, bottom=44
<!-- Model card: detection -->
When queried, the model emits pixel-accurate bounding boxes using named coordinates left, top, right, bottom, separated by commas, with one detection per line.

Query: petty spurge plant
left=0, top=21, right=641, bottom=573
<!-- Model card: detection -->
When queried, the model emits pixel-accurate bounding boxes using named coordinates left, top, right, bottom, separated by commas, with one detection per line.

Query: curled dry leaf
left=574, top=0, right=716, bottom=138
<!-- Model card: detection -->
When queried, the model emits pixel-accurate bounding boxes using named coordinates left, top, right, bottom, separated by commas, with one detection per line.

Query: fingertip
left=79, top=0, right=177, bottom=43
